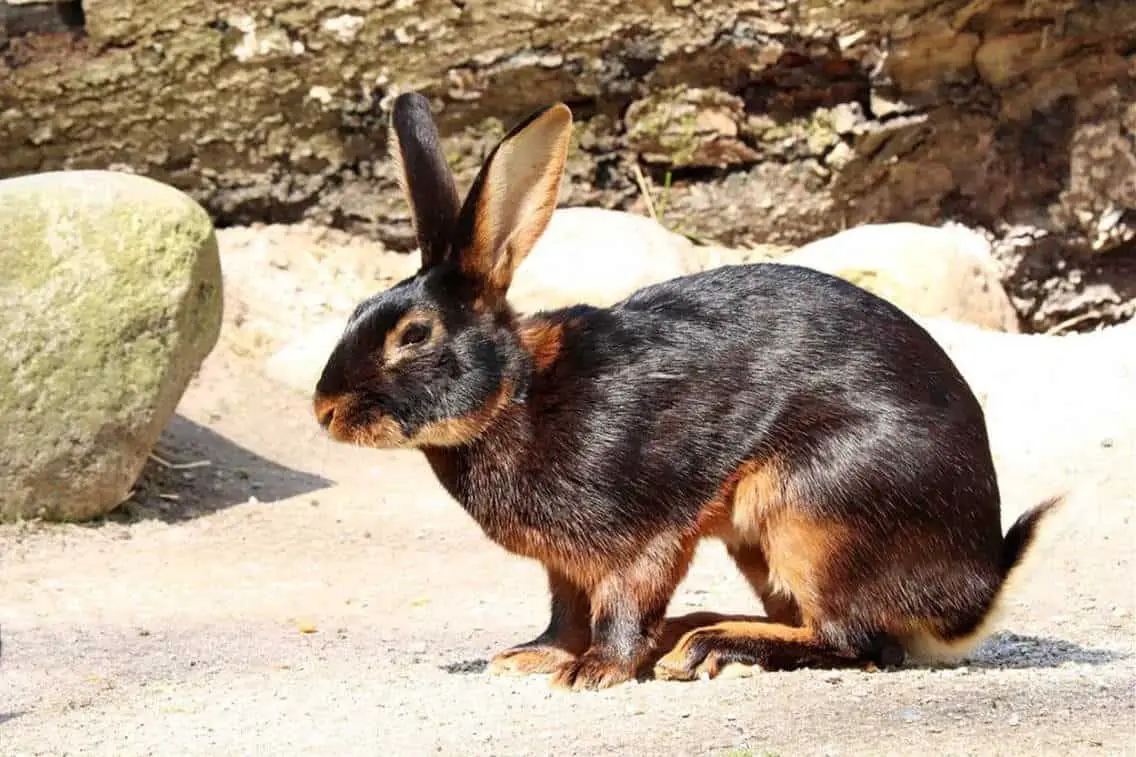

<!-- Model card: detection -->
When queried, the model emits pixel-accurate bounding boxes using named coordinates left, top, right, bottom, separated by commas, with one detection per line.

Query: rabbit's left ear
left=389, top=92, right=462, bottom=270
left=453, top=103, right=573, bottom=304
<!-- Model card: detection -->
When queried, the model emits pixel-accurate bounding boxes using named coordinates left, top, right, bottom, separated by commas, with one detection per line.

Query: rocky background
left=2, top=0, right=1134, bottom=332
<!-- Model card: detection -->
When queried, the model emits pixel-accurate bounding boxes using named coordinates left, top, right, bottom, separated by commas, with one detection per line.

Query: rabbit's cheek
left=400, top=378, right=515, bottom=448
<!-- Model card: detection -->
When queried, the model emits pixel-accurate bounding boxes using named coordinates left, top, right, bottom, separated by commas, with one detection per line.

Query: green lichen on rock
left=0, top=170, right=223, bottom=521
left=625, top=87, right=759, bottom=169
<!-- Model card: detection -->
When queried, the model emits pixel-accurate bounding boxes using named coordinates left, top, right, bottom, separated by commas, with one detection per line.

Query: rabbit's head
left=313, top=93, right=573, bottom=448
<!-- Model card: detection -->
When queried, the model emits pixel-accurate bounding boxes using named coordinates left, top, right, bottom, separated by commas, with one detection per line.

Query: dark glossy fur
left=313, top=93, right=1061, bottom=690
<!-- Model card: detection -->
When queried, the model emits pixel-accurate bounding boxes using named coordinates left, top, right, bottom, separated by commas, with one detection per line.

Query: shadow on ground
left=98, top=414, right=332, bottom=524
left=966, top=631, right=1125, bottom=669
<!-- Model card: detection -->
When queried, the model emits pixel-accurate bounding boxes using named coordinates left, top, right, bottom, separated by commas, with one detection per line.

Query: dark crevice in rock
left=740, top=50, right=872, bottom=123
left=1, top=0, right=86, bottom=68
left=999, top=236, right=1136, bottom=332
left=1, top=0, right=85, bottom=38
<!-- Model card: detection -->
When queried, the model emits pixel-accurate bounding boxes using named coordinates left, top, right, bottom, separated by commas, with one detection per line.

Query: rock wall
left=2, top=0, right=1133, bottom=330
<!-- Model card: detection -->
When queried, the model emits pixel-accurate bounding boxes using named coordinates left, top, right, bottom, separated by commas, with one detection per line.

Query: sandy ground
left=1, top=225, right=1135, bottom=757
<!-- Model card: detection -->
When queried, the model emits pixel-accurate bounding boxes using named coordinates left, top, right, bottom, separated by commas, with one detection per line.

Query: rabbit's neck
left=419, top=399, right=545, bottom=544
left=417, top=312, right=581, bottom=551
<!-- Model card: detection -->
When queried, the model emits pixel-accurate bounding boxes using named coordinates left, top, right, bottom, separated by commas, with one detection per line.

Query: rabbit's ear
left=454, top=102, right=573, bottom=303
left=389, top=92, right=461, bottom=269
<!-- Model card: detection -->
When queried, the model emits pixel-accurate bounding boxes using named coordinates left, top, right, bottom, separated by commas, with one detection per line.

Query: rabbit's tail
left=999, top=494, right=1064, bottom=578
left=903, top=494, right=1065, bottom=663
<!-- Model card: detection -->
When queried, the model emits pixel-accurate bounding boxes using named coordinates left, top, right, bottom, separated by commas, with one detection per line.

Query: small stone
left=830, top=102, right=864, bottom=135
left=825, top=141, right=855, bottom=169
left=870, top=90, right=915, bottom=119
left=838, top=30, right=867, bottom=49
left=900, top=707, right=922, bottom=723
left=306, top=86, right=334, bottom=106
left=717, top=663, right=755, bottom=679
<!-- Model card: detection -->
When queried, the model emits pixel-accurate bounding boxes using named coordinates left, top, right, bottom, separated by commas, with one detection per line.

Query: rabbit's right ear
left=389, top=93, right=461, bottom=269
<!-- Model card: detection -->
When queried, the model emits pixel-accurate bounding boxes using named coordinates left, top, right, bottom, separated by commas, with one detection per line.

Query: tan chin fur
left=344, top=380, right=515, bottom=450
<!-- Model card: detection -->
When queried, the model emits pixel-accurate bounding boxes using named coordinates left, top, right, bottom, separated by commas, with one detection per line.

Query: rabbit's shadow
left=441, top=611, right=1123, bottom=676
left=963, top=630, right=1124, bottom=669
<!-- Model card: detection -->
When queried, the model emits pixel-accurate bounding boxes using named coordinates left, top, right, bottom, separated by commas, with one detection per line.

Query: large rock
left=0, top=170, right=223, bottom=521
left=508, top=208, right=699, bottom=313
left=780, top=223, right=1021, bottom=333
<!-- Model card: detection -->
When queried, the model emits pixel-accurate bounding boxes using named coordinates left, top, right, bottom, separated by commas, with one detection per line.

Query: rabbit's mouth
left=314, top=393, right=411, bottom=449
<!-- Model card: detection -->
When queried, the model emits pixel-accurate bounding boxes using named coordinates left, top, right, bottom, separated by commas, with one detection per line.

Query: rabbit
left=312, top=91, right=1063, bottom=691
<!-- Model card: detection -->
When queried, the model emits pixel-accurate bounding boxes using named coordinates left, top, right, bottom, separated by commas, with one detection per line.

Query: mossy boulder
left=0, top=170, right=223, bottom=521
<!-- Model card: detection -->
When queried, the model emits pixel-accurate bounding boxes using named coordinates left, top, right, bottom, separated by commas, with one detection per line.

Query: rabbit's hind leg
left=726, top=544, right=803, bottom=627
left=653, top=620, right=902, bottom=680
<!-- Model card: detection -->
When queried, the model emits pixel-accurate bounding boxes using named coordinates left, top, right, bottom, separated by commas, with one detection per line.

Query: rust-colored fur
left=517, top=318, right=567, bottom=374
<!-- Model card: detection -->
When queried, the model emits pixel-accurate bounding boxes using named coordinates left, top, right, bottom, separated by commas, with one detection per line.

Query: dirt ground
left=1, top=225, right=1134, bottom=757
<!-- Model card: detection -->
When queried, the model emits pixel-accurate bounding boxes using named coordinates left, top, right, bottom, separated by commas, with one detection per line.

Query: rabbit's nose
left=313, top=396, right=337, bottom=429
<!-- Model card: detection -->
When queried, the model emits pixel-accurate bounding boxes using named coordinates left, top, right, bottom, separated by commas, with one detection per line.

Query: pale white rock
left=779, top=222, right=1020, bottom=332
left=508, top=207, right=700, bottom=313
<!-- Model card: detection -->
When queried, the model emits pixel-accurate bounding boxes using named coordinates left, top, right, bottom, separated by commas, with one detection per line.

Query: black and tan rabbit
left=312, top=92, right=1061, bottom=691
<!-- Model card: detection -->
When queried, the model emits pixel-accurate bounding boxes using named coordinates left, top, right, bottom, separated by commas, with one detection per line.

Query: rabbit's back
left=456, top=262, right=1001, bottom=561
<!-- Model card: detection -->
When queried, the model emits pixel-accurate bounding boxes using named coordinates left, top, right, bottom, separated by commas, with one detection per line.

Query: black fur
left=389, top=93, right=460, bottom=268
left=430, top=263, right=1002, bottom=580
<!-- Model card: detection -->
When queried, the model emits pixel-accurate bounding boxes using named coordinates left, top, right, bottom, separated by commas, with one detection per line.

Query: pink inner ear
left=470, top=104, right=574, bottom=295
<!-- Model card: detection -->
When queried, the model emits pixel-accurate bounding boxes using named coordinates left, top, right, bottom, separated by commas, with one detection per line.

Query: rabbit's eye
left=399, top=322, right=432, bottom=348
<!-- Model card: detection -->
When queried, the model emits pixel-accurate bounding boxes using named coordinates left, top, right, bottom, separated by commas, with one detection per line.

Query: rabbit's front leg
left=488, top=566, right=591, bottom=676
left=551, top=535, right=697, bottom=691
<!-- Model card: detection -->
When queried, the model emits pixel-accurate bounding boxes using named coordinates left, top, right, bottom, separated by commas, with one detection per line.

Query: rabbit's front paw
left=488, top=644, right=577, bottom=676
left=550, top=650, right=635, bottom=691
